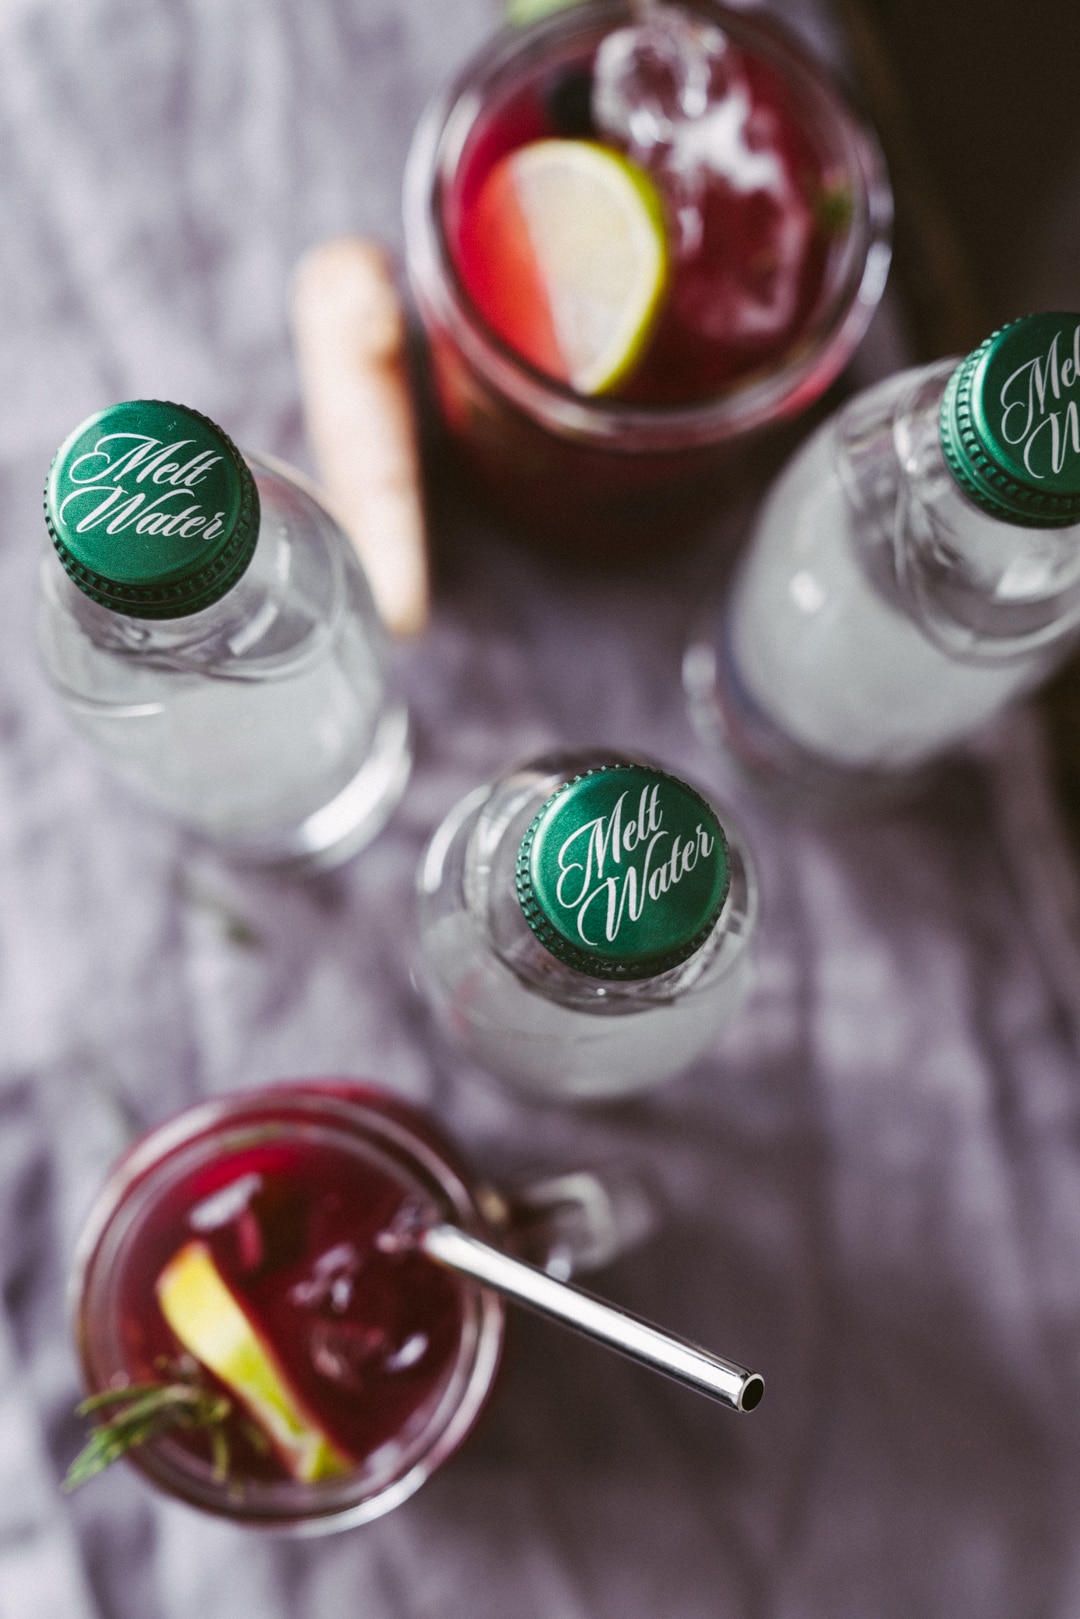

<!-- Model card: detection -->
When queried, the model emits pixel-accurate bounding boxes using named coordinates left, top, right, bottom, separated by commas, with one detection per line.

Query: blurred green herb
left=506, top=0, right=584, bottom=27
left=814, top=180, right=854, bottom=233
left=64, top=1368, right=232, bottom=1491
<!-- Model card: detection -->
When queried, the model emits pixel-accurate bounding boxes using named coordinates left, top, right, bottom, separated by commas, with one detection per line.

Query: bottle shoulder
left=38, top=453, right=381, bottom=693
left=750, top=361, right=952, bottom=550
left=891, top=370, right=1080, bottom=656
left=746, top=356, right=1080, bottom=661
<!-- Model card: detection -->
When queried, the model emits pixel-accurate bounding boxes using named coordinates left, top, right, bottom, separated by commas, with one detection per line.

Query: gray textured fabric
left=3, top=1, right=1080, bottom=1616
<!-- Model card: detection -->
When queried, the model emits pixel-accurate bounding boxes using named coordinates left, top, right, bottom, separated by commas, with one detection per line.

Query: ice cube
left=592, top=10, right=738, bottom=156
left=593, top=6, right=813, bottom=333
left=309, top=1320, right=388, bottom=1392
left=188, top=1172, right=266, bottom=1269
left=189, top=1173, right=263, bottom=1232
left=288, top=1241, right=362, bottom=1311
left=671, top=175, right=812, bottom=342
left=383, top=1332, right=428, bottom=1372
left=374, top=1197, right=430, bottom=1255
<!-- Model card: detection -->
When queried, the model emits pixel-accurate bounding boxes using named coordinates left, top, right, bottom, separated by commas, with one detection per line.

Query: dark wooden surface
left=838, top=0, right=1080, bottom=851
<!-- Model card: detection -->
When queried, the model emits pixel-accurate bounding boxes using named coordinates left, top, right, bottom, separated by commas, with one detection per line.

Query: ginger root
left=291, top=237, right=429, bottom=637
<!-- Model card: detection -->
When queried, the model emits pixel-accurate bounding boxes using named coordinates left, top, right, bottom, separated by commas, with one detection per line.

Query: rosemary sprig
left=64, top=1368, right=233, bottom=1492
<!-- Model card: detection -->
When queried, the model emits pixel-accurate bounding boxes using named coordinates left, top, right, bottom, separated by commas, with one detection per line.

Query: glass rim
left=70, top=1083, right=505, bottom=1534
left=403, top=0, right=894, bottom=454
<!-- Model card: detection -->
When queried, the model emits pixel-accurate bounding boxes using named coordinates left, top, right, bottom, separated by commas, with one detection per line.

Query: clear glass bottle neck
left=839, top=360, right=1080, bottom=661
left=42, top=452, right=345, bottom=674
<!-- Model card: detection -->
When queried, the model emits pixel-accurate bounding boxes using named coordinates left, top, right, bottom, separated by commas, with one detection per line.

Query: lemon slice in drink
left=156, top=1240, right=350, bottom=1483
left=466, top=138, right=668, bottom=395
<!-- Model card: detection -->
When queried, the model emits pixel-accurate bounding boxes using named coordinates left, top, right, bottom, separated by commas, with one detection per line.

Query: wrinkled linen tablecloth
left=4, top=2, right=1080, bottom=1617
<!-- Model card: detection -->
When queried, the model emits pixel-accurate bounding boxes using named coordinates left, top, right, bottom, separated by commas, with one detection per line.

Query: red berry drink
left=404, top=0, right=891, bottom=552
left=71, top=1085, right=503, bottom=1531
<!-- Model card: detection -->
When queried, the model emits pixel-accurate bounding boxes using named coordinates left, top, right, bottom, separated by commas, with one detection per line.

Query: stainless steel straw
left=421, top=1223, right=764, bottom=1413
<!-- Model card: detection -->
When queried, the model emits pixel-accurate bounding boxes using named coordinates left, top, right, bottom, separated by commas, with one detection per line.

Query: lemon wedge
left=156, top=1240, right=350, bottom=1483
left=467, top=138, right=668, bottom=395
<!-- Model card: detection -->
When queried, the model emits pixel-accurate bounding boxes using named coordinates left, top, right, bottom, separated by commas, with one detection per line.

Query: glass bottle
left=38, top=400, right=410, bottom=867
left=416, top=751, right=758, bottom=1101
left=685, top=312, right=1080, bottom=800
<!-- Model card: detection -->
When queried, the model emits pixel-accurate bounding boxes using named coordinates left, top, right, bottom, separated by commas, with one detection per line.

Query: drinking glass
left=404, top=0, right=892, bottom=551
left=72, top=1082, right=634, bottom=1533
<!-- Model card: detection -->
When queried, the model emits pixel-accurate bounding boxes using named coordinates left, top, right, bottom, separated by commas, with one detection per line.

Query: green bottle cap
left=44, top=400, right=260, bottom=617
left=516, top=763, right=731, bottom=980
left=940, top=312, right=1080, bottom=528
